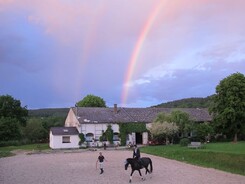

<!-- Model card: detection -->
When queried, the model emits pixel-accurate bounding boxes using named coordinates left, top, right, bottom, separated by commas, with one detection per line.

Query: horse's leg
left=138, top=169, right=145, bottom=181
left=145, top=165, right=150, bottom=175
left=129, top=170, right=135, bottom=183
left=145, top=167, right=148, bottom=175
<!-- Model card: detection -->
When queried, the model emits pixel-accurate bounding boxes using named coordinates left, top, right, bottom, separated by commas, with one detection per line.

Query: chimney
left=114, top=104, right=118, bottom=113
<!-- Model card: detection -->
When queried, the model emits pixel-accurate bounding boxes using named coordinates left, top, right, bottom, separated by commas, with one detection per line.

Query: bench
left=188, top=142, right=204, bottom=149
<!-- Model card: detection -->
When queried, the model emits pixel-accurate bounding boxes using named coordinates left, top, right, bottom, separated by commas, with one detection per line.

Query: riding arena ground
left=0, top=149, right=244, bottom=184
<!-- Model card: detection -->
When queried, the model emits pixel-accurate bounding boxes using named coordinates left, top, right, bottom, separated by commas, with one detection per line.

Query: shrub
left=180, top=138, right=190, bottom=146
left=79, top=133, right=85, bottom=145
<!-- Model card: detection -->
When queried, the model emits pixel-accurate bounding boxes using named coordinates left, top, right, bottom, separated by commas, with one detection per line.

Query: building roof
left=50, top=127, right=79, bottom=135
left=72, top=107, right=212, bottom=124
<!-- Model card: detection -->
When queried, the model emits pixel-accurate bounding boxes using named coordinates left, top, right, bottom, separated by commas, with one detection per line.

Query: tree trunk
left=233, top=133, right=237, bottom=143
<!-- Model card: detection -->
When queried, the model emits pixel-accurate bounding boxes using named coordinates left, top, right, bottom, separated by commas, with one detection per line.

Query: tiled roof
left=72, top=107, right=212, bottom=124
left=50, top=127, right=79, bottom=135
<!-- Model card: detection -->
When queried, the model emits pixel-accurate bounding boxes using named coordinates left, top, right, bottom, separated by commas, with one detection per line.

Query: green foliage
left=179, top=138, right=190, bottom=146
left=141, top=142, right=245, bottom=175
left=41, top=116, right=64, bottom=131
left=105, top=125, right=113, bottom=144
left=23, top=118, right=47, bottom=142
left=28, top=108, right=69, bottom=117
left=154, top=96, right=214, bottom=108
left=170, top=110, right=192, bottom=137
left=153, top=112, right=170, bottom=123
left=194, top=122, right=214, bottom=142
left=119, top=123, right=147, bottom=146
left=0, top=117, right=22, bottom=141
left=209, top=72, right=245, bottom=142
left=0, top=95, right=28, bottom=126
left=76, top=94, right=106, bottom=107
left=79, top=133, right=85, bottom=145
left=99, top=131, right=106, bottom=142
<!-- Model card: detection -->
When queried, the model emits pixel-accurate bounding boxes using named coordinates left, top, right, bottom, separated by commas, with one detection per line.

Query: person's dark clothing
left=133, top=148, right=141, bottom=159
left=98, top=155, right=105, bottom=162
left=98, top=155, right=105, bottom=174
left=133, top=147, right=143, bottom=167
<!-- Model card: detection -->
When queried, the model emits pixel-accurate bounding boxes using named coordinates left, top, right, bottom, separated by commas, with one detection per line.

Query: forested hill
left=28, top=95, right=213, bottom=116
left=28, top=108, right=69, bottom=117
left=153, top=95, right=214, bottom=108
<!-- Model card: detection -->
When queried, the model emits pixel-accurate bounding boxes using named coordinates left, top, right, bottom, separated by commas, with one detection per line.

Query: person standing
left=96, top=152, right=107, bottom=174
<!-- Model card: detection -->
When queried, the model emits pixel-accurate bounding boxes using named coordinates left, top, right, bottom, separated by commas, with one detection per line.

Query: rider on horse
left=133, top=144, right=142, bottom=167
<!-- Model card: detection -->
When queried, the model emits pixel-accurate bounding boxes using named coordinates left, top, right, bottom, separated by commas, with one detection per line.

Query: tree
left=76, top=94, right=106, bottom=107
left=194, top=122, right=214, bottom=142
left=0, top=95, right=28, bottom=126
left=79, top=133, right=85, bottom=145
left=209, top=72, right=245, bottom=142
left=105, top=125, right=113, bottom=144
left=148, top=113, right=179, bottom=144
left=0, top=117, right=22, bottom=141
left=170, top=110, right=192, bottom=137
left=23, top=118, right=47, bottom=142
left=148, top=121, right=178, bottom=144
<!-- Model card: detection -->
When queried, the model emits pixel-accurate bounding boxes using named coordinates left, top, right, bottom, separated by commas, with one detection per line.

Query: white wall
left=81, top=123, right=119, bottom=138
left=65, top=108, right=80, bottom=132
left=49, top=132, right=80, bottom=149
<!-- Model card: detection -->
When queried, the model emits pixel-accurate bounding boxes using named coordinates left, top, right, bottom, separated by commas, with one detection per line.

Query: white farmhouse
left=62, top=104, right=212, bottom=148
left=50, top=104, right=212, bottom=149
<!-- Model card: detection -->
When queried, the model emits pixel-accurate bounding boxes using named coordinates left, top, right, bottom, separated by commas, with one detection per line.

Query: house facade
left=63, top=105, right=212, bottom=147
left=49, top=127, right=80, bottom=149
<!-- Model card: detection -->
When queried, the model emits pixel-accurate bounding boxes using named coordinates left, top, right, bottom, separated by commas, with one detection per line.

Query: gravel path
left=0, top=150, right=244, bottom=184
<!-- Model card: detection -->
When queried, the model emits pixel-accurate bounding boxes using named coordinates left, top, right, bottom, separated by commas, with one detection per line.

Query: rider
left=133, top=144, right=142, bottom=167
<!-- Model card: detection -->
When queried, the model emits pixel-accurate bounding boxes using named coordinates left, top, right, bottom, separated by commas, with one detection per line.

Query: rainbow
left=121, top=1, right=166, bottom=106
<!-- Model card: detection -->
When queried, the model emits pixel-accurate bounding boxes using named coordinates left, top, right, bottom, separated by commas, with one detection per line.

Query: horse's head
left=124, top=159, right=129, bottom=170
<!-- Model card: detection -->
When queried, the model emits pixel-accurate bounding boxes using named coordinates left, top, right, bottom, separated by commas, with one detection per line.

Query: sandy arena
left=0, top=149, right=244, bottom=184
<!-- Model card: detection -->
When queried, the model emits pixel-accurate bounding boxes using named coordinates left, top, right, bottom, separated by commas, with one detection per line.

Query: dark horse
left=125, top=157, right=153, bottom=183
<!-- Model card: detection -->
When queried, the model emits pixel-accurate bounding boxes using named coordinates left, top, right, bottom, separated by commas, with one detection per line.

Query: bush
left=180, top=138, right=190, bottom=146
left=79, top=133, right=85, bottom=145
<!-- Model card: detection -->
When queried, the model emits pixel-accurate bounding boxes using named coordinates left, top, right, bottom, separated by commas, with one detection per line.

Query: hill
left=28, top=108, right=69, bottom=117
left=28, top=96, right=214, bottom=117
left=153, top=95, right=214, bottom=108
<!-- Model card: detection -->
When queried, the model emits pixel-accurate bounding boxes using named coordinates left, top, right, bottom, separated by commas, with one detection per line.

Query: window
left=113, top=132, right=119, bottom=141
left=62, top=136, right=70, bottom=143
left=86, top=133, right=94, bottom=142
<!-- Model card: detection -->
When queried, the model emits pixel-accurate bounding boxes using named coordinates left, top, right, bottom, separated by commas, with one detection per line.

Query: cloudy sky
left=0, top=0, right=244, bottom=109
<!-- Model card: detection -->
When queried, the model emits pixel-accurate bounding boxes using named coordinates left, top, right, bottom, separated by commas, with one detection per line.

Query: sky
left=0, top=0, right=245, bottom=109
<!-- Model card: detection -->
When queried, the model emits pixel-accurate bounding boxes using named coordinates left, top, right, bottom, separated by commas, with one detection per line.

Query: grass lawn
left=0, top=143, right=50, bottom=158
left=141, top=141, right=245, bottom=176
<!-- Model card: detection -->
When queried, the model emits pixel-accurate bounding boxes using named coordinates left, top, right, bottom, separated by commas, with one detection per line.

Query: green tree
left=76, top=94, right=106, bottom=107
left=105, top=125, right=113, bottom=144
left=194, top=122, right=214, bottom=142
left=24, top=118, right=47, bottom=142
left=170, top=110, right=192, bottom=137
left=79, top=133, right=85, bottom=145
left=0, top=117, right=22, bottom=141
left=209, top=72, right=245, bottom=142
left=0, top=95, right=28, bottom=126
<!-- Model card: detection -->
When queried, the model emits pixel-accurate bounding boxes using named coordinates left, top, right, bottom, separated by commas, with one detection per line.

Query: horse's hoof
left=129, top=180, right=131, bottom=183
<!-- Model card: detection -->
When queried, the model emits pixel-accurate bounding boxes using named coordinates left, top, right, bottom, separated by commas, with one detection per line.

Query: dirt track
left=0, top=149, right=244, bottom=184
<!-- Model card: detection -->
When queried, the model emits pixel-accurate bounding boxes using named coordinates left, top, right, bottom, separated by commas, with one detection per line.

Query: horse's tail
left=149, top=158, right=153, bottom=173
